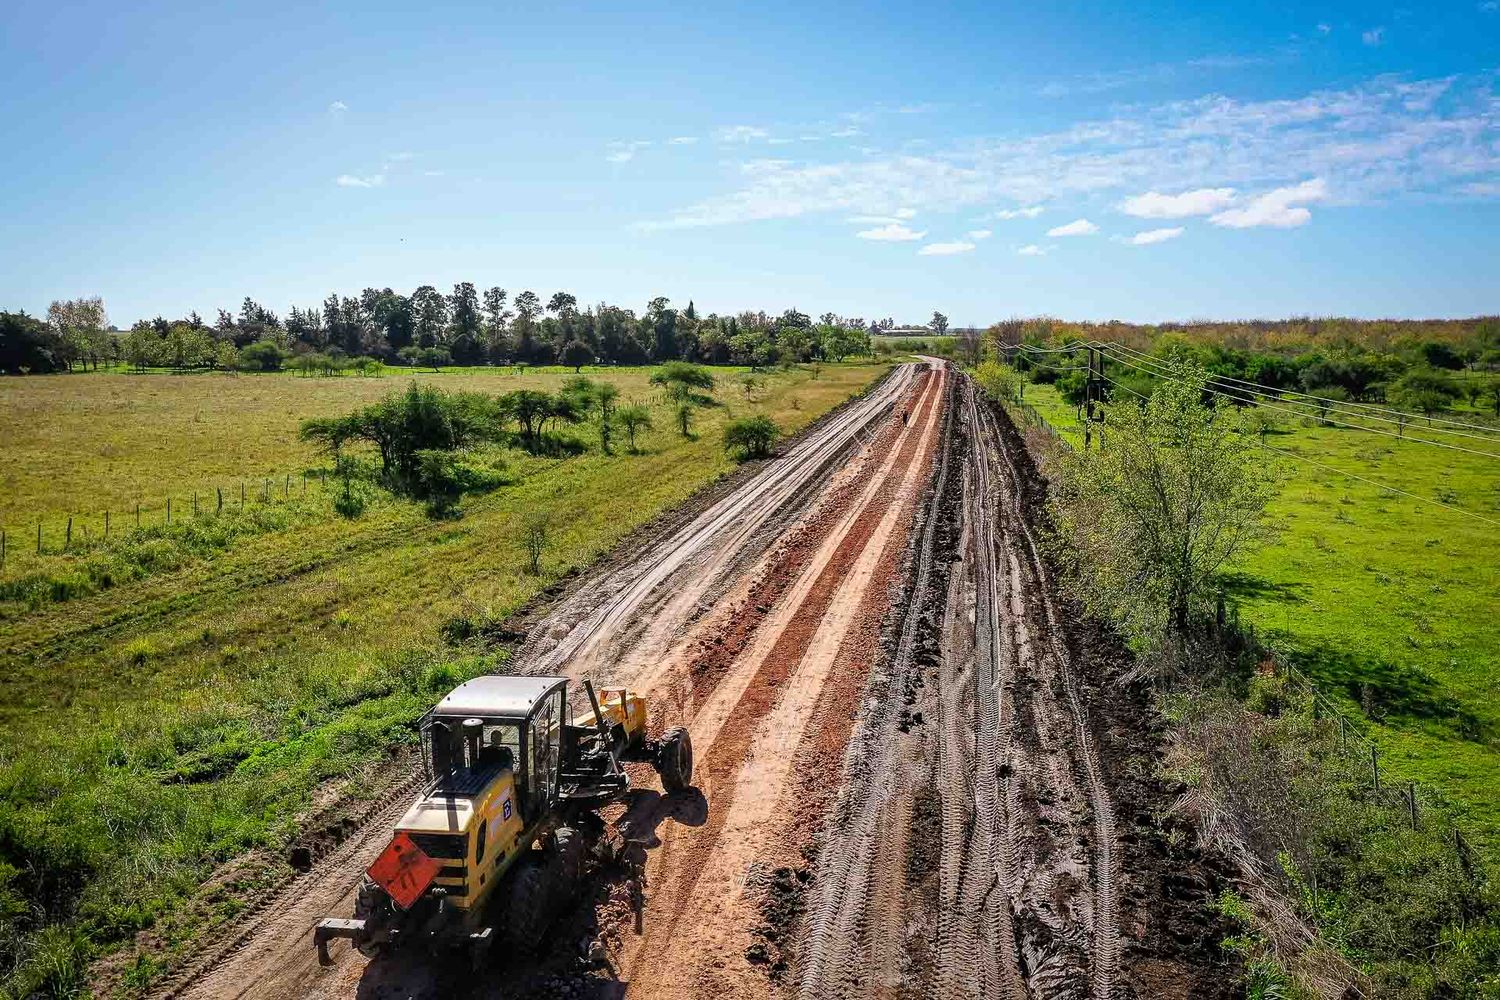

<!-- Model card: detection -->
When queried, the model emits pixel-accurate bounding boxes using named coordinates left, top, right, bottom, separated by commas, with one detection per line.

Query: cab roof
left=433, top=675, right=566, bottom=718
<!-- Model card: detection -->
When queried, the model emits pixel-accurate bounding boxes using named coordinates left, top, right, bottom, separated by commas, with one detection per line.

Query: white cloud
left=606, top=140, right=652, bottom=163
left=1047, top=218, right=1098, bottom=236
left=1209, top=178, right=1328, bottom=228
left=995, top=205, right=1044, bottom=219
left=423, top=170, right=446, bottom=177
left=1017, top=244, right=1049, bottom=256
left=328, top=100, right=347, bottom=112
left=894, top=207, right=917, bottom=219
left=967, top=228, right=994, bottom=240
left=918, top=241, right=976, bottom=256
left=1362, top=26, right=1385, bottom=45
left=641, top=74, right=1497, bottom=232
left=667, top=136, right=698, bottom=145
left=1125, top=226, right=1185, bottom=245
left=1120, top=187, right=1236, bottom=218
left=1317, top=22, right=1332, bottom=34
left=829, top=126, right=862, bottom=138
left=716, top=125, right=770, bottom=143
left=606, top=150, right=636, bottom=163
left=385, top=151, right=414, bottom=162
left=336, top=173, right=384, bottom=188
left=857, top=223, right=927, bottom=242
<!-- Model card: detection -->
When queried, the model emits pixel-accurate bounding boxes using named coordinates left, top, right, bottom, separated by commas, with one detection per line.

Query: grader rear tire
left=655, top=726, right=694, bottom=793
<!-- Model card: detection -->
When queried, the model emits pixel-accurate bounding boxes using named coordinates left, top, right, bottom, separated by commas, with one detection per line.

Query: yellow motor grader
left=313, top=675, right=692, bottom=966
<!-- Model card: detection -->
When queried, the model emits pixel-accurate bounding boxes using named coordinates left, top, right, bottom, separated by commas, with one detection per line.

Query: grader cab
left=313, top=674, right=692, bottom=965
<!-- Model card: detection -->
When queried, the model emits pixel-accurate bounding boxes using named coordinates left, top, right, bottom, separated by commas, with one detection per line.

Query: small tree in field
left=651, top=361, right=716, bottom=436
left=522, top=512, right=549, bottom=574
left=617, top=403, right=652, bottom=452
left=723, top=415, right=780, bottom=461
left=562, top=340, right=595, bottom=373
left=1049, top=363, right=1276, bottom=664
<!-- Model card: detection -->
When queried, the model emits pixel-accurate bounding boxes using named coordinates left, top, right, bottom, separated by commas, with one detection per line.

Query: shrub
left=723, top=415, right=780, bottom=461
left=239, top=339, right=284, bottom=372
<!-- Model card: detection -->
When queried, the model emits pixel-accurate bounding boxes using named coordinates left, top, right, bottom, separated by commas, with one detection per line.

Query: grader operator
left=313, top=674, right=692, bottom=966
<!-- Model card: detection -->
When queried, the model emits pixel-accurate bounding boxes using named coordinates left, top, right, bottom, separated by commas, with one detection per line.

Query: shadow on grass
left=1282, top=639, right=1492, bottom=744
left=1218, top=570, right=1308, bottom=604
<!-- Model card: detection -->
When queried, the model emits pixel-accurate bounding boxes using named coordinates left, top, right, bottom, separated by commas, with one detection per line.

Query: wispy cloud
left=328, top=100, right=347, bottom=112
left=918, top=241, right=976, bottom=256
left=1362, top=26, right=1385, bottom=45
left=1048, top=218, right=1098, bottom=236
left=1017, top=244, right=1050, bottom=256
left=606, top=140, right=652, bottom=163
left=857, top=223, right=927, bottom=242
left=1317, top=22, right=1333, bottom=34
left=641, top=74, right=1498, bottom=232
left=336, top=173, right=384, bottom=188
left=716, top=125, right=770, bottom=143
left=1123, top=226, right=1185, bottom=245
left=1120, top=187, right=1236, bottom=218
left=667, top=136, right=698, bottom=145
left=1210, top=178, right=1328, bottom=228
left=829, top=126, right=862, bottom=138
left=995, top=205, right=1044, bottom=220
left=967, top=228, right=994, bottom=240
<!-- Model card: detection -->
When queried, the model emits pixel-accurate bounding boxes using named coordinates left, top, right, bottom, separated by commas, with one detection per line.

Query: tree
left=411, top=285, right=449, bottom=348
left=723, top=415, right=780, bottom=460
left=930, top=311, right=950, bottom=337
left=651, top=361, right=716, bottom=436
left=498, top=389, right=554, bottom=446
left=0, top=311, right=67, bottom=373
left=215, top=340, right=241, bottom=374
left=594, top=382, right=619, bottom=453
left=523, top=512, right=549, bottom=574
left=1049, top=363, right=1276, bottom=661
left=561, top=340, right=595, bottom=372
left=121, top=322, right=163, bottom=371
left=240, top=339, right=285, bottom=372
left=47, top=296, right=109, bottom=370
left=547, top=291, right=578, bottom=317
left=482, top=286, right=511, bottom=363
left=1388, top=367, right=1460, bottom=422
left=300, top=384, right=506, bottom=484
left=973, top=360, right=1023, bottom=404
left=617, top=403, right=653, bottom=452
left=448, top=282, right=483, bottom=364
left=417, top=346, right=452, bottom=372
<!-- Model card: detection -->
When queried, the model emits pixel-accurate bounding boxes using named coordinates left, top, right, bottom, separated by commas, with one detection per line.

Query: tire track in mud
left=796, top=371, right=1121, bottom=1000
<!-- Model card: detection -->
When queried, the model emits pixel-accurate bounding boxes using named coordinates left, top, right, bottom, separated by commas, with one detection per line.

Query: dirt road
left=160, top=361, right=941, bottom=1000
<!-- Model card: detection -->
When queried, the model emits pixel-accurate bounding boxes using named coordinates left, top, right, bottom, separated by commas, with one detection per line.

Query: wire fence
left=0, top=468, right=337, bottom=573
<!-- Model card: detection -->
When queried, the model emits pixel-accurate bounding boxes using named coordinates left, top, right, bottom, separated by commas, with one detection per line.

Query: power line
left=1017, top=344, right=1089, bottom=356
left=1093, top=339, right=1500, bottom=439
left=1095, top=347, right=1500, bottom=460
left=1259, top=442, right=1500, bottom=528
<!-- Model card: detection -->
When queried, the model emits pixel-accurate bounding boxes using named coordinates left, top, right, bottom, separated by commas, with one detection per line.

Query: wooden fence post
left=241, top=483, right=246, bottom=509
left=1407, top=783, right=1419, bottom=830
left=105, top=511, right=110, bottom=539
left=1371, top=746, right=1380, bottom=794
left=1, top=528, right=6, bottom=569
left=166, top=497, right=171, bottom=525
left=37, top=522, right=42, bottom=555
left=217, top=487, right=223, bottom=513
left=136, top=503, right=141, bottom=527
left=66, top=516, right=72, bottom=550
left=285, top=474, right=290, bottom=497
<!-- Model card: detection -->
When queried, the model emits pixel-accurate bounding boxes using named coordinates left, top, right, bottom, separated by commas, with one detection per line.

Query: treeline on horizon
left=968, top=314, right=1500, bottom=415
left=0, top=286, right=890, bottom=375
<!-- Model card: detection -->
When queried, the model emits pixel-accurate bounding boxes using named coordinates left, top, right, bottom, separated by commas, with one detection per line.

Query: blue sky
left=2, top=1, right=1497, bottom=327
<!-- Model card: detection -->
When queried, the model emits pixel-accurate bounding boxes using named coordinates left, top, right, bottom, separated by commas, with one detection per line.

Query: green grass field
left=1020, top=382, right=1500, bottom=856
left=0, top=362, right=891, bottom=996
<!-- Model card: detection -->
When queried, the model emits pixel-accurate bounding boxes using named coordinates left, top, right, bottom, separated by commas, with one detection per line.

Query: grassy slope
left=1021, top=382, right=1500, bottom=856
left=0, top=362, right=890, bottom=995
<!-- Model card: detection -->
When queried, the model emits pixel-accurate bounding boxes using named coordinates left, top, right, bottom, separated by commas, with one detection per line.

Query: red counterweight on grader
left=313, top=675, right=693, bottom=966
